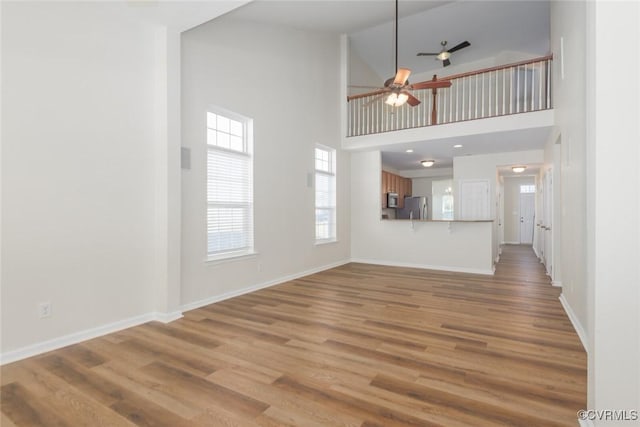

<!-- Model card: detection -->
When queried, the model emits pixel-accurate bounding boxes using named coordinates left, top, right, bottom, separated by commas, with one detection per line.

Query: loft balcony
left=343, top=56, right=554, bottom=149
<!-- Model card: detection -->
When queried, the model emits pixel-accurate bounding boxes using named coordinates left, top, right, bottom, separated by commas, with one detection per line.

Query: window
left=315, top=146, right=336, bottom=242
left=206, top=109, right=253, bottom=259
left=520, top=184, right=536, bottom=194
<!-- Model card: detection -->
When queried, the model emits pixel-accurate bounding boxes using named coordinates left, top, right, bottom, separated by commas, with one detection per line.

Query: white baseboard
left=503, top=241, right=520, bottom=245
left=559, top=293, right=589, bottom=353
left=350, top=258, right=494, bottom=276
left=532, top=245, right=540, bottom=258
left=0, top=311, right=182, bottom=365
left=552, top=280, right=563, bottom=288
left=1, top=260, right=352, bottom=365
left=181, top=259, right=351, bottom=312
left=153, top=311, right=184, bottom=323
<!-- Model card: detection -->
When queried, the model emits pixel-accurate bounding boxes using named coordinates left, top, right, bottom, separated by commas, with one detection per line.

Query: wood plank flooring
left=1, top=245, right=586, bottom=426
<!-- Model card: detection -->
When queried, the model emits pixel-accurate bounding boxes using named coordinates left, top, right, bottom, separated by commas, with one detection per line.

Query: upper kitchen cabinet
left=381, top=170, right=412, bottom=209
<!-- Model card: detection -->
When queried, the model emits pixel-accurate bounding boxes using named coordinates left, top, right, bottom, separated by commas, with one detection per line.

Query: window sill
left=205, top=251, right=258, bottom=266
left=315, top=239, right=338, bottom=246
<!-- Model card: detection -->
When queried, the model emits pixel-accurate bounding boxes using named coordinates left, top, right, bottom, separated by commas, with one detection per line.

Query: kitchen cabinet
left=381, top=171, right=412, bottom=209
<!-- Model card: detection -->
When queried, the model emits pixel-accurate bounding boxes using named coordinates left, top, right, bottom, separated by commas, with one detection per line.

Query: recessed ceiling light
left=421, top=160, right=435, bottom=168
left=512, top=165, right=527, bottom=173
left=453, top=144, right=463, bottom=148
left=406, top=149, right=414, bottom=153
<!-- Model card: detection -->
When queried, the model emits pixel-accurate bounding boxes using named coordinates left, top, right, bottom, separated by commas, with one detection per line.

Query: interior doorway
left=502, top=176, right=536, bottom=245
left=519, top=192, right=535, bottom=244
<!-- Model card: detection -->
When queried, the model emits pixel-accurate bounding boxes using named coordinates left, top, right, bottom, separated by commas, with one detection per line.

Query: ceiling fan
left=347, top=0, right=451, bottom=108
left=417, top=40, right=471, bottom=67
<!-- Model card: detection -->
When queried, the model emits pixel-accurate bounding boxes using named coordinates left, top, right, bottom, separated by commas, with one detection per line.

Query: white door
left=519, top=193, right=535, bottom=244
left=543, top=170, right=553, bottom=276
left=459, top=179, right=490, bottom=220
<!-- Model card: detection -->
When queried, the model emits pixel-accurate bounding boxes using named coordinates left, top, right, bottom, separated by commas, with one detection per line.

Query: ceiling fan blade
left=347, top=88, right=390, bottom=102
left=443, top=58, right=451, bottom=67
left=393, top=68, right=411, bottom=86
left=447, top=41, right=470, bottom=54
left=410, top=80, right=452, bottom=90
left=349, top=85, right=384, bottom=89
left=416, top=52, right=439, bottom=56
left=404, top=92, right=421, bottom=107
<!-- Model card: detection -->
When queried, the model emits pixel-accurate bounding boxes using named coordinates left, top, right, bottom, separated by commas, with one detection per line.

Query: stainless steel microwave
left=387, top=192, right=399, bottom=208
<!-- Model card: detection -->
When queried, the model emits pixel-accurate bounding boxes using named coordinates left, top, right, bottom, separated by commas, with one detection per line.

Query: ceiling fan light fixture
left=512, top=165, right=527, bottom=173
left=437, top=51, right=451, bottom=61
left=421, top=160, right=435, bottom=168
left=385, top=92, right=409, bottom=107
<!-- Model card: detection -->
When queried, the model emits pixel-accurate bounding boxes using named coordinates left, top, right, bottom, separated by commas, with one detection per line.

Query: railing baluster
left=516, top=65, right=520, bottom=113
left=450, top=82, right=453, bottom=123
left=475, top=74, right=479, bottom=119
left=493, top=70, right=500, bottom=116
left=468, top=76, right=472, bottom=120
left=538, top=61, right=543, bottom=110
left=546, top=60, right=551, bottom=109
left=443, top=87, right=448, bottom=124
left=480, top=74, right=484, bottom=118
left=524, top=65, right=528, bottom=112
left=530, top=63, right=535, bottom=111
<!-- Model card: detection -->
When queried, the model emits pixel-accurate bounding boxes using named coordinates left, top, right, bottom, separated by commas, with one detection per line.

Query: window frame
left=314, top=145, right=337, bottom=244
left=205, top=107, right=255, bottom=262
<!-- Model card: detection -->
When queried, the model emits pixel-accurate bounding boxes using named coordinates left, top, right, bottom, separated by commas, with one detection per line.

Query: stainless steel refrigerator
left=397, top=196, right=428, bottom=220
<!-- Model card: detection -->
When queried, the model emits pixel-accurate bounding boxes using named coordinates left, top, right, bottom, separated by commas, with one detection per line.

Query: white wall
left=453, top=150, right=544, bottom=263
left=411, top=177, right=433, bottom=199
left=348, top=49, right=382, bottom=96
left=503, top=176, right=535, bottom=243
left=586, top=0, right=640, bottom=418
left=549, top=0, right=588, bottom=342
left=180, top=15, right=350, bottom=307
left=1, top=2, right=161, bottom=354
left=351, top=151, right=493, bottom=274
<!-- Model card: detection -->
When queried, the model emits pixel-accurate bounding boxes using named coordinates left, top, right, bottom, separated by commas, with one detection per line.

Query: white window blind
left=207, top=110, right=253, bottom=259
left=315, top=146, right=336, bottom=242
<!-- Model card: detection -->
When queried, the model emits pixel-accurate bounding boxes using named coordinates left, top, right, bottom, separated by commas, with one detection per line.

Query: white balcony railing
left=347, top=55, right=552, bottom=137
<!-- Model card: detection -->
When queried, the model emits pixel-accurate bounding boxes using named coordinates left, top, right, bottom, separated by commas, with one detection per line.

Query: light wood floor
left=1, top=245, right=586, bottom=426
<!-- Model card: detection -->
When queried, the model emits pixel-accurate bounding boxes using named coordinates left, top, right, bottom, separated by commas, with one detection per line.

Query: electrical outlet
left=39, top=302, right=52, bottom=319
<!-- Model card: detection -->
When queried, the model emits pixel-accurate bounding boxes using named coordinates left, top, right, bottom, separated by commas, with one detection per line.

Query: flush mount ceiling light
left=421, top=160, right=435, bottom=167
left=406, top=149, right=414, bottom=153
left=512, top=165, right=527, bottom=173
left=453, top=144, right=463, bottom=148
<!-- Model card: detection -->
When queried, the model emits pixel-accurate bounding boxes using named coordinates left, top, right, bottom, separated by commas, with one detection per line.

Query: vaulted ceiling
left=218, top=0, right=552, bottom=172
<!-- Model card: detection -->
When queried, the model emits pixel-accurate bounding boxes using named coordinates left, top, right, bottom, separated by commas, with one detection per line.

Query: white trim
left=532, top=245, right=540, bottom=259
left=494, top=254, right=500, bottom=264
left=0, top=311, right=182, bottom=365
left=552, top=280, right=563, bottom=288
left=205, top=251, right=258, bottom=265
left=153, top=311, right=184, bottom=323
left=503, top=241, right=521, bottom=245
left=578, top=419, right=595, bottom=427
left=181, top=259, right=351, bottom=312
left=559, top=293, right=589, bottom=353
left=350, top=258, right=495, bottom=276
left=315, top=239, right=338, bottom=246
